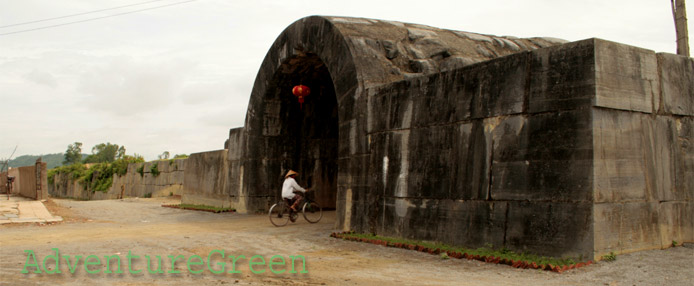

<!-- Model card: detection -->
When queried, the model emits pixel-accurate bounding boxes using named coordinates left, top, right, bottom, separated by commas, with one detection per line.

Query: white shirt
left=281, top=177, right=306, bottom=199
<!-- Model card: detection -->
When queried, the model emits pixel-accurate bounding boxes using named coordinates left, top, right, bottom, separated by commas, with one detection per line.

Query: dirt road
left=0, top=198, right=692, bottom=285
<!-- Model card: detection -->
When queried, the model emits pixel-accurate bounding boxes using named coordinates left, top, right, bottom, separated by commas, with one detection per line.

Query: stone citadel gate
left=182, top=16, right=693, bottom=260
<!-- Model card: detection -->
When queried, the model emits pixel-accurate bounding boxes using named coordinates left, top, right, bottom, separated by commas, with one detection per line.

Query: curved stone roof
left=322, top=16, right=567, bottom=88
left=247, top=16, right=567, bottom=111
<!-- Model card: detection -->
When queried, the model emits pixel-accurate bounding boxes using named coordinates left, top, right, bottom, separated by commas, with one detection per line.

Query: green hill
left=5, top=153, right=87, bottom=170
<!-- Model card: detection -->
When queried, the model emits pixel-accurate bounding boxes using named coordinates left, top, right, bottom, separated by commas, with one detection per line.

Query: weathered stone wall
left=354, top=40, right=596, bottom=259
left=181, top=150, right=234, bottom=209
left=344, top=38, right=692, bottom=260
left=180, top=130, right=251, bottom=211
left=592, top=47, right=694, bottom=258
left=49, top=159, right=186, bottom=200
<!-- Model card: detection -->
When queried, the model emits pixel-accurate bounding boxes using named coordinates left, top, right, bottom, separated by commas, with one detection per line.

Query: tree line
left=51, top=142, right=188, bottom=193
left=63, top=142, right=187, bottom=165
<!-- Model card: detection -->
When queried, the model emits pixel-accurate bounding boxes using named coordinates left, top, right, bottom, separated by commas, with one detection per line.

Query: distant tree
left=158, top=151, right=170, bottom=160
left=116, top=146, right=126, bottom=160
left=63, top=142, right=83, bottom=165
left=82, top=143, right=124, bottom=163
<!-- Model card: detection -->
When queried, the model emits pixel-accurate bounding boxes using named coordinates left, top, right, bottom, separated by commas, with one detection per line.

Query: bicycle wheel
left=302, top=201, right=322, bottom=223
left=269, top=203, right=290, bottom=227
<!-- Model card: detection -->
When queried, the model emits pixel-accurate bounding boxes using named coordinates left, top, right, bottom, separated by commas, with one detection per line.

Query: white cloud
left=180, top=81, right=234, bottom=105
left=0, top=0, right=690, bottom=159
left=78, top=56, right=196, bottom=116
left=22, top=69, right=58, bottom=87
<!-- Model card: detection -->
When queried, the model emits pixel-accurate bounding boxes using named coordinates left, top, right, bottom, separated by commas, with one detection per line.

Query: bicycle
left=269, top=190, right=322, bottom=227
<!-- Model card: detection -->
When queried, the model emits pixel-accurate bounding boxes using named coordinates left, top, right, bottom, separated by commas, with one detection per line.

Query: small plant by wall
left=162, top=204, right=234, bottom=213
left=136, top=165, right=144, bottom=177
left=48, top=163, right=88, bottom=185
left=601, top=252, right=617, bottom=262
left=168, top=155, right=187, bottom=170
left=331, top=232, right=593, bottom=273
left=150, top=163, right=160, bottom=177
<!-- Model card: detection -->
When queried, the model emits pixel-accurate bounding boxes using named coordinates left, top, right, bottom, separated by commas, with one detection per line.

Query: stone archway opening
left=264, top=52, right=338, bottom=209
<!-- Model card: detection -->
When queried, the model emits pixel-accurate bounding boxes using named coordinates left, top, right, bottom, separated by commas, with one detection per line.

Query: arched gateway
left=233, top=15, right=561, bottom=222
left=183, top=16, right=693, bottom=261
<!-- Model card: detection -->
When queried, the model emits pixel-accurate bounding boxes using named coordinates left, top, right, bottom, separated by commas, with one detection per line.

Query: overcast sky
left=0, top=0, right=689, bottom=161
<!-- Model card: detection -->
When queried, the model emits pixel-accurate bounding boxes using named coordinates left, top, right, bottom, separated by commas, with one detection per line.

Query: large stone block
left=505, top=201, right=593, bottom=259
left=465, top=52, right=528, bottom=119
left=227, top=161, right=243, bottom=197
left=156, top=160, right=170, bottom=173
left=675, top=117, right=694, bottom=198
left=594, top=39, right=658, bottom=113
left=593, top=110, right=686, bottom=203
left=228, top=127, right=246, bottom=161
left=241, top=158, right=284, bottom=198
left=406, top=125, right=457, bottom=199
left=658, top=53, right=694, bottom=116
left=492, top=110, right=593, bottom=202
left=658, top=201, right=694, bottom=248
left=337, top=118, right=369, bottom=157
left=342, top=154, right=371, bottom=188
left=647, top=116, right=679, bottom=201
left=345, top=186, right=381, bottom=234
left=367, top=80, right=416, bottom=132
left=369, top=130, right=411, bottom=197
left=451, top=121, right=491, bottom=200
left=593, top=109, right=650, bottom=203
left=379, top=198, right=507, bottom=249
left=168, top=171, right=179, bottom=185
left=132, top=184, right=145, bottom=197
left=529, top=39, right=595, bottom=113
left=173, top=158, right=186, bottom=172
left=409, top=73, right=466, bottom=126
left=593, top=202, right=660, bottom=256
left=183, top=150, right=229, bottom=197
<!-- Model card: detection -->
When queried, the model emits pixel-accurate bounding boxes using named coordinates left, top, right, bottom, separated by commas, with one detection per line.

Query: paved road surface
left=0, top=197, right=691, bottom=285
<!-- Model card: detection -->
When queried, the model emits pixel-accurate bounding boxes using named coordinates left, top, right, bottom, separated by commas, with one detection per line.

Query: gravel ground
left=0, top=197, right=692, bottom=285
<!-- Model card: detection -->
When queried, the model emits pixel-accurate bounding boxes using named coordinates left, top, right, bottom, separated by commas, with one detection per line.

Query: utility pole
left=672, top=0, right=690, bottom=56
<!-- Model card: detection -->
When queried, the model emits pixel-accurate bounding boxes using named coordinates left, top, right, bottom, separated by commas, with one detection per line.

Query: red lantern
left=292, top=85, right=310, bottom=109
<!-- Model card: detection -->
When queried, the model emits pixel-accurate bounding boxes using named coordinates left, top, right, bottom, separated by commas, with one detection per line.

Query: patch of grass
left=601, top=252, right=616, bottom=262
left=672, top=240, right=678, bottom=247
left=54, top=196, right=90, bottom=201
left=340, top=232, right=580, bottom=266
left=143, top=193, right=152, bottom=198
left=164, top=204, right=234, bottom=213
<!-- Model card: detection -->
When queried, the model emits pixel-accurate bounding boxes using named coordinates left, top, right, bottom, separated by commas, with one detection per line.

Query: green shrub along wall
left=49, top=159, right=186, bottom=200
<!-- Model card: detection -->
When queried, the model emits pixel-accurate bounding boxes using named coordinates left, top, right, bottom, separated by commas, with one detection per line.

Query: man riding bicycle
left=281, top=170, right=308, bottom=222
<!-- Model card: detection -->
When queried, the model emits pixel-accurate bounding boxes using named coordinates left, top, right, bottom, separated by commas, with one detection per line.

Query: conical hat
left=285, top=170, right=299, bottom=178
